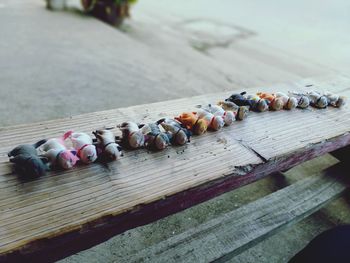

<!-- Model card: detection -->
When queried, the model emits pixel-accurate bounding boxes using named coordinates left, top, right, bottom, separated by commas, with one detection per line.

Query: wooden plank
left=0, top=76, right=349, bottom=261
left=125, top=163, right=349, bottom=263
left=229, top=75, right=350, bottom=161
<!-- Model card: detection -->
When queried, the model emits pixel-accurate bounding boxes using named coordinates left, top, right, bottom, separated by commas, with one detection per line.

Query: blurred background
left=1, top=1, right=349, bottom=262
left=1, top=0, right=349, bottom=127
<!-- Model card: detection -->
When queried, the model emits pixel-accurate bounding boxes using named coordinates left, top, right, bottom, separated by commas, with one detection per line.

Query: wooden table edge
left=1, top=131, right=349, bottom=262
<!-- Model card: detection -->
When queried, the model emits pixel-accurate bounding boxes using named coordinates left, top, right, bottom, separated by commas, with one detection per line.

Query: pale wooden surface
left=0, top=75, right=350, bottom=258
left=125, top=163, right=349, bottom=263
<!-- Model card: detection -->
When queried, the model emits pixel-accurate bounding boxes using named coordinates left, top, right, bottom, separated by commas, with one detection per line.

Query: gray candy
left=8, top=140, right=48, bottom=179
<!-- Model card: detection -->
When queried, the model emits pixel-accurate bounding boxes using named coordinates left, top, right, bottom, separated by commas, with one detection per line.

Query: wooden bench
left=1, top=75, right=350, bottom=262
left=125, top=161, right=349, bottom=263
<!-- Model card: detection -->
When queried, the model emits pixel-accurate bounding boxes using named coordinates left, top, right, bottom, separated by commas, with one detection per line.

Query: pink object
left=64, top=131, right=97, bottom=164
left=63, top=130, right=74, bottom=140
left=60, top=151, right=79, bottom=165
left=40, top=134, right=80, bottom=170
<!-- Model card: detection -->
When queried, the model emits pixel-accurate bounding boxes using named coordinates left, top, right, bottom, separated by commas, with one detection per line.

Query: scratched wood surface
left=0, top=75, right=350, bottom=261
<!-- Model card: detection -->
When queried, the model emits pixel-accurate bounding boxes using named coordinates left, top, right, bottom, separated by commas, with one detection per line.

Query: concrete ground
left=1, top=0, right=350, bottom=262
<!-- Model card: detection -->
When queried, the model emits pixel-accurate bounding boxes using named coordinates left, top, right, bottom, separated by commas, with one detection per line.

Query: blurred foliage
left=115, top=0, right=138, bottom=4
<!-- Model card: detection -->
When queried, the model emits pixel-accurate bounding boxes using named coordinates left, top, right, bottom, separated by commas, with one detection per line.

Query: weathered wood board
left=0, top=76, right=349, bottom=261
left=125, top=163, right=349, bottom=263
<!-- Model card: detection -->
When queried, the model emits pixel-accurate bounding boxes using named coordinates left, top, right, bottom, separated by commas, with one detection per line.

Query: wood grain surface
left=125, top=163, right=349, bottom=263
left=0, top=75, right=349, bottom=261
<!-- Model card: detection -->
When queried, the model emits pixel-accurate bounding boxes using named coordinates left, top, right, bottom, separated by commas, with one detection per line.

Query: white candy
left=275, top=92, right=298, bottom=110
left=324, top=91, right=346, bottom=108
left=203, top=104, right=235, bottom=126
left=196, top=109, right=224, bottom=131
left=40, top=138, right=78, bottom=169
left=158, top=118, right=189, bottom=146
left=307, top=91, right=328, bottom=108
left=288, top=91, right=310, bottom=109
left=68, top=132, right=97, bottom=164
left=119, top=122, right=145, bottom=149
left=217, top=101, right=249, bottom=120
left=94, top=130, right=122, bottom=161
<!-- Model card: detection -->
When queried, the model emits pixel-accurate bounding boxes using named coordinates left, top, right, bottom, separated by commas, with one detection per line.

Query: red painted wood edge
left=2, top=133, right=350, bottom=263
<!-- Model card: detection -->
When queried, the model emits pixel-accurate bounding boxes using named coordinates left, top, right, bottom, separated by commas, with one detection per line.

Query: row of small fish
left=7, top=90, right=345, bottom=179
left=227, top=91, right=345, bottom=112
